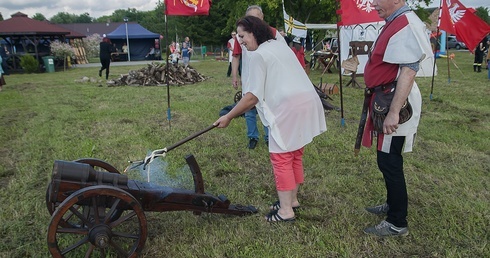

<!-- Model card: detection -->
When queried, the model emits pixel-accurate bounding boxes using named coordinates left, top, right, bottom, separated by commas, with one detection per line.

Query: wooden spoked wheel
left=46, top=158, right=121, bottom=216
left=234, top=91, right=242, bottom=103
left=47, top=185, right=147, bottom=257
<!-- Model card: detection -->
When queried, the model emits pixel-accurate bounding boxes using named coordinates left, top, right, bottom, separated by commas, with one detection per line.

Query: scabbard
left=354, top=88, right=372, bottom=156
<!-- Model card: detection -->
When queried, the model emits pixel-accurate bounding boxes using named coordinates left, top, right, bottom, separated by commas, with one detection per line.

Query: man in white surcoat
left=361, top=0, right=433, bottom=237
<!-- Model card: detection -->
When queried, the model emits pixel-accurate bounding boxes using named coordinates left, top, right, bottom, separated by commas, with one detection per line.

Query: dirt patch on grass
left=15, top=82, right=37, bottom=91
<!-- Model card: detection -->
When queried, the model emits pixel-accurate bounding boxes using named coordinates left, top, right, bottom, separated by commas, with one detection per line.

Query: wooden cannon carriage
left=46, top=156, right=258, bottom=257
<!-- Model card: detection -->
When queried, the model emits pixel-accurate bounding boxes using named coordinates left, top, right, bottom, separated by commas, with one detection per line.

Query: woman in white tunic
left=214, top=16, right=326, bottom=222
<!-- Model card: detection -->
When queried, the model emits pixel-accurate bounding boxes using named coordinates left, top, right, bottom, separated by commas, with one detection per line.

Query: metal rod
left=124, top=17, right=131, bottom=62
left=165, top=14, right=171, bottom=129
left=336, top=0, right=345, bottom=127
left=165, top=125, right=216, bottom=152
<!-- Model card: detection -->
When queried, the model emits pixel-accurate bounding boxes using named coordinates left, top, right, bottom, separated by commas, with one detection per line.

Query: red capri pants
left=269, top=147, right=305, bottom=191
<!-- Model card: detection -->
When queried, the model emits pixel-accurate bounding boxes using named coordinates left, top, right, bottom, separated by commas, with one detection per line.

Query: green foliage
left=49, top=12, right=77, bottom=23
left=19, top=55, right=39, bottom=73
left=84, top=34, right=103, bottom=58
left=413, top=7, right=432, bottom=24
left=49, top=11, right=94, bottom=23
left=50, top=41, right=75, bottom=59
left=31, top=13, right=47, bottom=21
left=95, top=8, right=144, bottom=23
left=475, top=7, right=490, bottom=24
left=77, top=12, right=93, bottom=23
left=282, top=0, right=338, bottom=24
left=139, top=4, right=167, bottom=38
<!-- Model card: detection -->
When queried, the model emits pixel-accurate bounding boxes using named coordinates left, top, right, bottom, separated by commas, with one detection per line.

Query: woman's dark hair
left=236, top=16, right=274, bottom=46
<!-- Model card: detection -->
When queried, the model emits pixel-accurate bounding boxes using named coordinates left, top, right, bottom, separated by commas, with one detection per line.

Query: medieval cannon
left=46, top=156, right=258, bottom=257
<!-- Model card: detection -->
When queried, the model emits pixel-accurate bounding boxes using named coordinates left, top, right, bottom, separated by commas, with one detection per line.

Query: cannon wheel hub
left=89, top=224, right=112, bottom=248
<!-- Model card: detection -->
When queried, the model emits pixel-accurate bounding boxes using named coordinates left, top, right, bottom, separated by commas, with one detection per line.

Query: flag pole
left=336, top=0, right=345, bottom=127
left=446, top=33, right=451, bottom=84
left=430, top=0, right=444, bottom=100
left=165, top=13, right=171, bottom=129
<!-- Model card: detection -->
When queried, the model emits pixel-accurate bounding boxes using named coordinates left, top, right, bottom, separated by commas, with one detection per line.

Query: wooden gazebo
left=0, top=12, right=84, bottom=71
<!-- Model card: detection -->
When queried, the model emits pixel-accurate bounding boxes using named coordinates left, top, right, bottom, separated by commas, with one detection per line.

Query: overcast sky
left=0, top=0, right=489, bottom=21
left=0, top=0, right=160, bottom=20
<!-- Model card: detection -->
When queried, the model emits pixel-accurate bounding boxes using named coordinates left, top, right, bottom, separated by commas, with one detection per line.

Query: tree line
left=1, top=0, right=488, bottom=47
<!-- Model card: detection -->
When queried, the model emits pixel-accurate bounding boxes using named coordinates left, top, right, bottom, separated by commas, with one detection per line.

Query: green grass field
left=0, top=51, right=488, bottom=257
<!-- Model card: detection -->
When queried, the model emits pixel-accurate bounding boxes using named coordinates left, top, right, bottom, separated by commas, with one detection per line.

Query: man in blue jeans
left=245, top=108, right=268, bottom=149
left=230, top=5, right=285, bottom=149
left=219, top=102, right=268, bottom=149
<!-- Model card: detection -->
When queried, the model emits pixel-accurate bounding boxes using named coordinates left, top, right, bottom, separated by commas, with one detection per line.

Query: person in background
left=227, top=31, right=237, bottom=77
left=279, top=29, right=292, bottom=46
left=183, top=37, right=192, bottom=60
left=360, top=0, right=433, bottom=237
left=181, top=42, right=192, bottom=66
left=231, top=5, right=286, bottom=149
left=99, top=37, right=114, bottom=80
left=323, top=39, right=331, bottom=51
left=175, top=43, right=181, bottom=64
left=473, top=38, right=486, bottom=73
left=154, top=39, right=161, bottom=60
left=0, top=45, right=9, bottom=75
left=146, top=47, right=155, bottom=59
left=169, top=41, right=176, bottom=54
left=214, top=15, right=326, bottom=223
left=122, top=43, right=128, bottom=53
left=291, top=37, right=306, bottom=70
left=175, top=43, right=181, bottom=54
left=171, top=46, right=180, bottom=65
left=0, top=54, right=5, bottom=91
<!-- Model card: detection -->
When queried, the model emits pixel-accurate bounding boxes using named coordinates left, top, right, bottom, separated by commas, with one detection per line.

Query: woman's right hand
left=213, top=115, right=232, bottom=128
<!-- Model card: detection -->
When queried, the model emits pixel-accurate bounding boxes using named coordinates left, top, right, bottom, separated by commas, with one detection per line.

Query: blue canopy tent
left=106, top=24, right=160, bottom=61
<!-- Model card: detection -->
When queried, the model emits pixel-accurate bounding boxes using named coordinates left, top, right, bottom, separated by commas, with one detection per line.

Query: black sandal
left=265, top=210, right=295, bottom=222
left=270, top=200, right=300, bottom=212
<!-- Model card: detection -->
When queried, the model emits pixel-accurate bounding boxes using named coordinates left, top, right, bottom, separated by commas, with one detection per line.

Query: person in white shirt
left=214, top=15, right=326, bottom=222
left=226, top=32, right=236, bottom=77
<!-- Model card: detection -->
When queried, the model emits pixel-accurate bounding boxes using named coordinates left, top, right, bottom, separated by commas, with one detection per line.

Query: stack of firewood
left=107, top=63, right=207, bottom=86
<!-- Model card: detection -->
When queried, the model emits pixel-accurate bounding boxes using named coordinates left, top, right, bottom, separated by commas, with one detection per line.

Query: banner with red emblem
left=338, top=0, right=383, bottom=26
left=439, top=0, right=490, bottom=51
left=164, top=0, right=211, bottom=16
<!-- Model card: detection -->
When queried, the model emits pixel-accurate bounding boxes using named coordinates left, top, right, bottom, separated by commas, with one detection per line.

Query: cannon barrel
left=53, top=160, right=128, bottom=185
left=48, top=160, right=128, bottom=204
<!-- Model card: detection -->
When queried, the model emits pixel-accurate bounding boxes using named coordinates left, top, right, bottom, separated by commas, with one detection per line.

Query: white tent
left=339, top=22, right=384, bottom=74
left=307, top=22, right=436, bottom=76
left=306, top=22, right=382, bottom=74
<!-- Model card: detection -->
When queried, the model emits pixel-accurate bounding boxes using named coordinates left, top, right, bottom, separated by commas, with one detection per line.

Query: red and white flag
left=439, top=0, right=490, bottom=51
left=338, top=0, right=383, bottom=26
left=165, top=0, right=211, bottom=16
